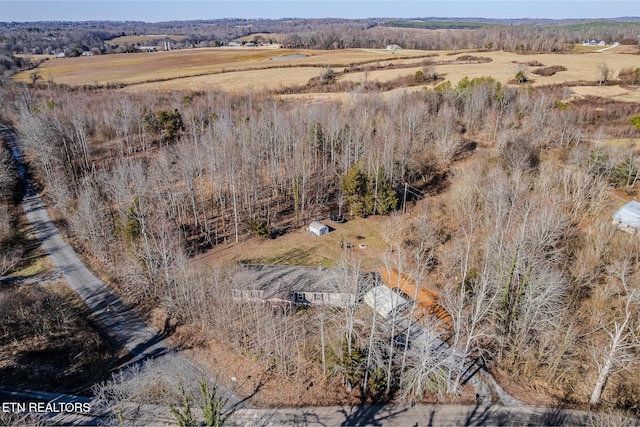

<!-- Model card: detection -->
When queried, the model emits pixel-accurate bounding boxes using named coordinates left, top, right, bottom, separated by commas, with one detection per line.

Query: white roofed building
left=308, top=221, right=329, bottom=236
left=364, top=285, right=409, bottom=319
left=612, top=200, right=640, bottom=232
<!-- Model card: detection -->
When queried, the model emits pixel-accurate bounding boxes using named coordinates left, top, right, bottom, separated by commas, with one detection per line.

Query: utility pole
left=403, top=182, right=408, bottom=215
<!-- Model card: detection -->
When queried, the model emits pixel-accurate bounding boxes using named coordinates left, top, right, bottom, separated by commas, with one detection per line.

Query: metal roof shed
left=308, top=221, right=329, bottom=236
left=612, top=200, right=640, bottom=232
left=364, top=285, right=408, bottom=319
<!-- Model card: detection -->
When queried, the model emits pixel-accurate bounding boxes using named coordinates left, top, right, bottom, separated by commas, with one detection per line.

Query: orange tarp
left=379, top=268, right=452, bottom=325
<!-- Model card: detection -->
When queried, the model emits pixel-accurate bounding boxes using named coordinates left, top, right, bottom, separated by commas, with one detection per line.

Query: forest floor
left=0, top=216, right=116, bottom=394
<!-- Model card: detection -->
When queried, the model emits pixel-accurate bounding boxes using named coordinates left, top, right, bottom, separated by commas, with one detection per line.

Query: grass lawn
left=195, top=215, right=390, bottom=271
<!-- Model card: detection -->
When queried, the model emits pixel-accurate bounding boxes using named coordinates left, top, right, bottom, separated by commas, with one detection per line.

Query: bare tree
left=597, top=61, right=611, bottom=86
left=589, top=288, right=639, bottom=406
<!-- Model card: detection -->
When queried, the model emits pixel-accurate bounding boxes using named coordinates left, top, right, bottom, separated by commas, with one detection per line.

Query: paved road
left=0, top=384, right=598, bottom=427
left=229, top=404, right=596, bottom=426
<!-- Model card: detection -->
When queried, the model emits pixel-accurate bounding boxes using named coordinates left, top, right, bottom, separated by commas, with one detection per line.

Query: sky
left=1, top=0, right=639, bottom=22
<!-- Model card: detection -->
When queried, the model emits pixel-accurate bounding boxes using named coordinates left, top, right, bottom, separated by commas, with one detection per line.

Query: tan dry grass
left=435, top=51, right=640, bottom=87
left=611, top=88, right=640, bottom=103
left=15, top=53, right=56, bottom=61
left=599, top=137, right=640, bottom=149
left=13, top=48, right=294, bottom=85
left=12, top=47, right=432, bottom=87
left=297, top=50, right=640, bottom=94
left=122, top=66, right=324, bottom=93
left=194, top=216, right=389, bottom=271
left=569, top=85, right=632, bottom=98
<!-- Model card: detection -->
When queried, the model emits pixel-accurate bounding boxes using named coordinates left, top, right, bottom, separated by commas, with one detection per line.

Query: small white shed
left=612, top=200, right=640, bottom=233
left=308, top=221, right=329, bottom=236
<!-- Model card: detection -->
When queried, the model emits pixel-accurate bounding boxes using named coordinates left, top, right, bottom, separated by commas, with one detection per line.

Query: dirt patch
left=569, top=85, right=633, bottom=99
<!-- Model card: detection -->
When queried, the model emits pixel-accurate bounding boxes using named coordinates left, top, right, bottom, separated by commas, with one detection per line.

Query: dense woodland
left=2, top=18, right=640, bottom=415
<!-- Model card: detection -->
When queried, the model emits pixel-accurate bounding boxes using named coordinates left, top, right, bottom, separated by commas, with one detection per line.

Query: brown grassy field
left=13, top=46, right=640, bottom=103
left=123, top=66, right=325, bottom=93
left=342, top=50, right=640, bottom=88
left=12, top=47, right=433, bottom=87
left=195, top=216, right=389, bottom=271
left=125, top=49, right=640, bottom=98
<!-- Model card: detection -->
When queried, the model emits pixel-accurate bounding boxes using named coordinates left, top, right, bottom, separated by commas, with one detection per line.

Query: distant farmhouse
left=582, top=40, right=606, bottom=47
left=612, top=200, right=640, bottom=233
left=136, top=45, right=157, bottom=52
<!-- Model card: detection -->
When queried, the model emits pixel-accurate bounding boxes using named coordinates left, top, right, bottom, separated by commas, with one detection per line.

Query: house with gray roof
left=231, top=264, right=371, bottom=307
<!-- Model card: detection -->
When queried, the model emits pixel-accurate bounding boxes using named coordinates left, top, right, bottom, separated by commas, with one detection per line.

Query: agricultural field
left=15, top=45, right=640, bottom=102
left=12, top=47, right=433, bottom=87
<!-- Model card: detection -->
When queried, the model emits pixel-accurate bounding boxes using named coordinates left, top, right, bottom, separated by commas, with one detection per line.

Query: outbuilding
left=612, top=200, right=640, bottom=232
left=364, top=285, right=409, bottom=319
left=308, top=221, right=329, bottom=236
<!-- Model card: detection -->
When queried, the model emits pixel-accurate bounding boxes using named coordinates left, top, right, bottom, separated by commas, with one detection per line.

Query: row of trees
left=0, top=142, right=22, bottom=276
left=3, top=19, right=640, bottom=69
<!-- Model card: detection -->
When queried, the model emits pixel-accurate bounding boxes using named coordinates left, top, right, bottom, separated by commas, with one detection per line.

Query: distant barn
left=612, top=200, right=640, bottom=233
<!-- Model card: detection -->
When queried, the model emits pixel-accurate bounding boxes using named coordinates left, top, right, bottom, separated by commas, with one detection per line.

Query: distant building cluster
left=582, top=39, right=606, bottom=47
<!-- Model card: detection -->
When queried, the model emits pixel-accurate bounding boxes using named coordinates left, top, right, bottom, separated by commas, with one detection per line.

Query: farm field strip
left=105, top=34, right=188, bottom=44
left=13, top=47, right=433, bottom=86
left=14, top=47, right=640, bottom=101
left=125, top=49, right=640, bottom=94
left=122, top=66, right=327, bottom=93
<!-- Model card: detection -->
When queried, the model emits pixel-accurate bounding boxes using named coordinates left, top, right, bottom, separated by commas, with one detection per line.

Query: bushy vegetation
left=0, top=145, right=22, bottom=275
left=532, top=65, right=567, bottom=77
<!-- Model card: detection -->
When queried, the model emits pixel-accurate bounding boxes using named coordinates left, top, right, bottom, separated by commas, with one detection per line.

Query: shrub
left=619, top=67, right=640, bottom=85
left=532, top=65, right=567, bottom=77
left=251, top=219, right=270, bottom=239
